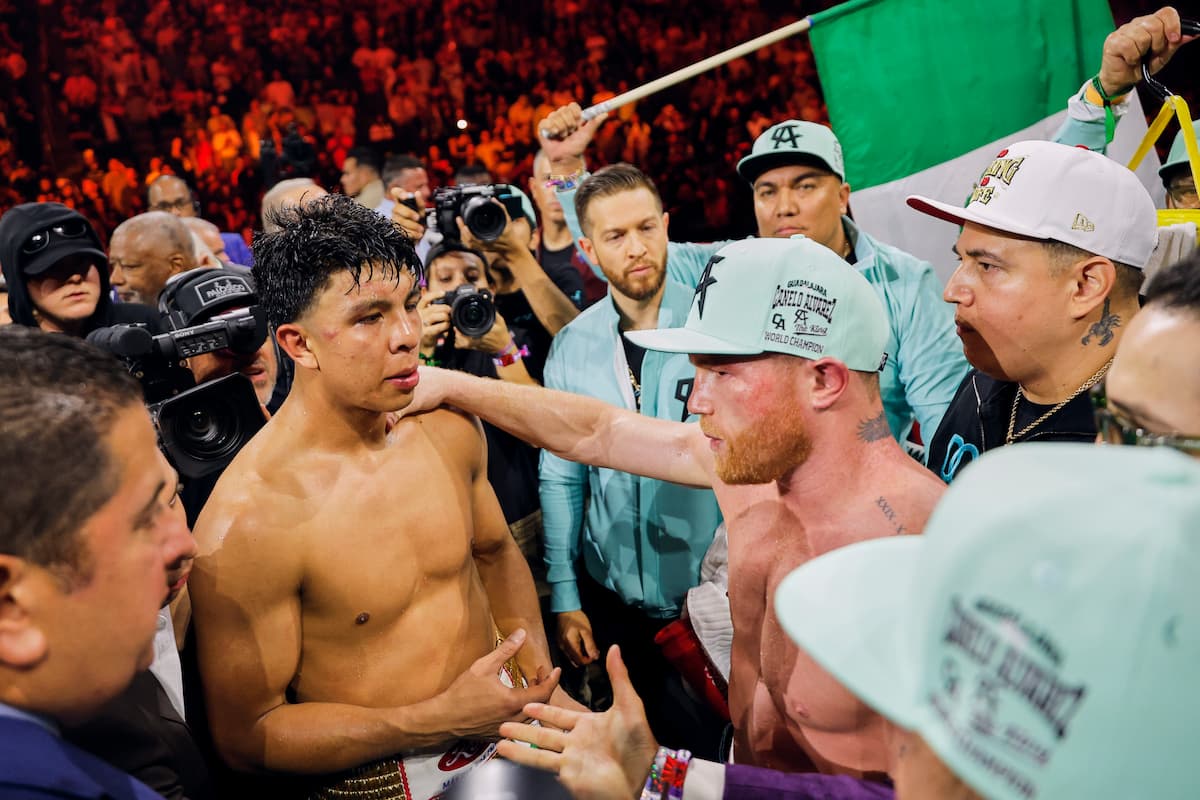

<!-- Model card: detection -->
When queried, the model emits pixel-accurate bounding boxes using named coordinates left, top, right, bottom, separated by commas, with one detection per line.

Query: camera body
left=428, top=184, right=524, bottom=243
left=86, top=307, right=268, bottom=478
left=433, top=284, right=496, bottom=338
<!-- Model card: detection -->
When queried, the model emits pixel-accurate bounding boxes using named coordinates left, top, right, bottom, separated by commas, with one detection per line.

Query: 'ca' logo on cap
left=770, top=124, right=802, bottom=150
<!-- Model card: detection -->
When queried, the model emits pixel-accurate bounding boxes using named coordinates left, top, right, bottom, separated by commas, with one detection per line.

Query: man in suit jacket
left=0, top=327, right=197, bottom=799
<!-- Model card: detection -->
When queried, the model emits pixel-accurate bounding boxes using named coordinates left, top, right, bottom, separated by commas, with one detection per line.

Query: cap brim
left=773, top=535, right=923, bottom=730
left=905, top=195, right=1046, bottom=241
left=23, top=245, right=108, bottom=276
left=737, top=151, right=840, bottom=184
left=624, top=327, right=761, bottom=355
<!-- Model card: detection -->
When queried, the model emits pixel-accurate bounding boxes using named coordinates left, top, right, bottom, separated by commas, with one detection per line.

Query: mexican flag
left=808, top=0, right=1162, bottom=283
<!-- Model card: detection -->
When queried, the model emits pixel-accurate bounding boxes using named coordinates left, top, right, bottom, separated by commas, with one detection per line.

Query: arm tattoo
left=1081, top=297, right=1120, bottom=347
left=857, top=410, right=890, bottom=442
left=875, top=496, right=909, bottom=536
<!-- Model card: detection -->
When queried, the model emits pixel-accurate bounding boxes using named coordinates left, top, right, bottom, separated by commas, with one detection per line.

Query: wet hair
left=574, top=163, right=662, bottom=237
left=1143, top=254, right=1200, bottom=316
left=253, top=193, right=422, bottom=328
left=1042, top=240, right=1142, bottom=300
left=0, top=327, right=142, bottom=580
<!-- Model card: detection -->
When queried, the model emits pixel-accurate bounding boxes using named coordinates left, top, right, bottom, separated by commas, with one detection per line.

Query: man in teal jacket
left=538, top=108, right=968, bottom=451
left=540, top=163, right=724, bottom=756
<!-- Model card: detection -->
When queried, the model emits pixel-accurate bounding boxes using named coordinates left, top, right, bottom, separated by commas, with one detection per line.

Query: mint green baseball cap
left=624, top=236, right=889, bottom=372
left=736, top=120, right=846, bottom=184
left=1158, top=120, right=1200, bottom=180
left=775, top=443, right=1200, bottom=800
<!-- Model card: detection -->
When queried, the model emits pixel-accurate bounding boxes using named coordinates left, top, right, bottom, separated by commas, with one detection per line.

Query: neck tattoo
left=1006, top=358, right=1112, bottom=445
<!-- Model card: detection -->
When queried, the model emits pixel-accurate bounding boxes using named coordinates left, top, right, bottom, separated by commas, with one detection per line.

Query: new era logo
left=1071, top=213, right=1095, bottom=232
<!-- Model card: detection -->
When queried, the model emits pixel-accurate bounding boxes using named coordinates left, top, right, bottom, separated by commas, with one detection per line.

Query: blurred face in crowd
left=109, top=228, right=183, bottom=305
left=390, top=167, right=431, bottom=207
left=942, top=223, right=1066, bottom=384
left=578, top=187, right=668, bottom=302
left=752, top=164, right=849, bottom=249
left=529, top=155, right=564, bottom=226
left=1105, top=303, right=1200, bottom=452
left=25, top=254, right=102, bottom=332
left=1164, top=169, right=1199, bottom=210
left=425, top=251, right=489, bottom=298
left=15, top=405, right=195, bottom=726
left=340, top=158, right=374, bottom=198
left=148, top=178, right=196, bottom=217
left=689, top=352, right=811, bottom=484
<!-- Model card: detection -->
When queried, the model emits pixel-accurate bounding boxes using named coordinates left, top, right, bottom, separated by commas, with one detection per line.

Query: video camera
left=427, top=184, right=525, bottom=244
left=86, top=270, right=269, bottom=479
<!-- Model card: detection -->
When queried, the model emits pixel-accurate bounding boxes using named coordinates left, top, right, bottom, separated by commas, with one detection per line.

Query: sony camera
left=433, top=284, right=496, bottom=338
left=86, top=307, right=268, bottom=478
left=428, top=184, right=525, bottom=243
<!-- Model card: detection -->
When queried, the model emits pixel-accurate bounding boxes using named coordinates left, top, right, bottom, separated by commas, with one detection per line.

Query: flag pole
left=543, top=16, right=814, bottom=136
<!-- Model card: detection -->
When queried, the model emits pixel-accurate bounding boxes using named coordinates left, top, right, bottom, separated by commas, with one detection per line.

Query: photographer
left=155, top=267, right=277, bottom=525
left=0, top=202, right=160, bottom=336
left=419, top=242, right=545, bottom=576
left=396, top=184, right=582, bottom=382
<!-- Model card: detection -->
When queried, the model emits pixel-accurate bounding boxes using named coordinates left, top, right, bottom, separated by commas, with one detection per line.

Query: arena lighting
left=456, top=118, right=468, bottom=130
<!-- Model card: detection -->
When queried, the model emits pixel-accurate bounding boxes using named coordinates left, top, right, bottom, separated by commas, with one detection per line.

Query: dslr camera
left=428, top=184, right=525, bottom=243
left=433, top=284, right=496, bottom=338
left=87, top=269, right=269, bottom=478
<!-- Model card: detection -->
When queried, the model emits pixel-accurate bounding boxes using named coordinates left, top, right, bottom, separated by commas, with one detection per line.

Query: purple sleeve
left=723, top=764, right=894, bottom=800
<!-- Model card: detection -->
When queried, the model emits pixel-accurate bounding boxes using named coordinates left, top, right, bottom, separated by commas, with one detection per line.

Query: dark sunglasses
left=1090, top=381, right=1200, bottom=455
left=21, top=220, right=90, bottom=255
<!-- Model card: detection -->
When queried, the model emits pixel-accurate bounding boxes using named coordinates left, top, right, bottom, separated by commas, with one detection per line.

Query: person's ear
left=0, top=557, right=49, bottom=670
left=578, top=235, right=599, bottom=265
left=1068, top=257, right=1117, bottom=321
left=808, top=358, right=851, bottom=411
left=838, top=183, right=851, bottom=216
left=661, top=210, right=670, bottom=237
left=276, top=322, right=319, bottom=369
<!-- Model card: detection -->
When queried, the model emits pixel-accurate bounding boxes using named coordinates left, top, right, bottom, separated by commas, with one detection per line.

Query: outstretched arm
left=409, top=366, right=714, bottom=488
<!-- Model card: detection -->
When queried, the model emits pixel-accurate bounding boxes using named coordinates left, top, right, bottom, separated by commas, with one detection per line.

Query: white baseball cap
left=625, top=236, right=888, bottom=372
left=907, top=140, right=1158, bottom=268
left=776, top=443, right=1200, bottom=800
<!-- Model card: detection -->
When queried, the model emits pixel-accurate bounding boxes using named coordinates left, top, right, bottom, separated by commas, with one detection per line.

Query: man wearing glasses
left=1097, top=254, right=1200, bottom=456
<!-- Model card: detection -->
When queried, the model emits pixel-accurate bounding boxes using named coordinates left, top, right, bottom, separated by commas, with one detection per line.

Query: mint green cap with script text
left=625, top=236, right=888, bottom=373
left=775, top=444, right=1200, bottom=800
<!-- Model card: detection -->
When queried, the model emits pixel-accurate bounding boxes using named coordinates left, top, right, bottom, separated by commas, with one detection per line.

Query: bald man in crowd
left=181, top=217, right=234, bottom=268
left=108, top=211, right=198, bottom=306
left=260, top=178, right=328, bottom=232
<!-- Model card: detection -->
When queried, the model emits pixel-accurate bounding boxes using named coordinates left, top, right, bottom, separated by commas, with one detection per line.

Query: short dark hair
left=345, top=146, right=383, bottom=176
left=383, top=154, right=425, bottom=187
left=1143, top=254, right=1200, bottom=315
left=0, top=327, right=142, bottom=578
left=1043, top=240, right=1143, bottom=300
left=574, top=163, right=662, bottom=237
left=252, top=194, right=422, bottom=328
left=454, top=163, right=491, bottom=186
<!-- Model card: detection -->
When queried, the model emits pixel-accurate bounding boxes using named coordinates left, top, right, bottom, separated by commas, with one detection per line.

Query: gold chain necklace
left=1006, top=359, right=1112, bottom=445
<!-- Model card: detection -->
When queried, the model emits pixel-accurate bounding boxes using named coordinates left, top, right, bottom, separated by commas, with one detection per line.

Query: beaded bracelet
left=546, top=166, right=587, bottom=192
left=418, top=352, right=442, bottom=367
left=639, top=747, right=671, bottom=800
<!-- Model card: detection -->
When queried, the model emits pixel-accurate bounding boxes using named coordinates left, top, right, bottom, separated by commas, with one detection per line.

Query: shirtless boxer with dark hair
left=189, top=194, right=568, bottom=799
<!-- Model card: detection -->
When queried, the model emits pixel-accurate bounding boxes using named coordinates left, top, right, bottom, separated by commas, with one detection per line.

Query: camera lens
left=451, top=292, right=496, bottom=338
left=462, top=197, right=507, bottom=241
left=170, top=393, right=245, bottom=461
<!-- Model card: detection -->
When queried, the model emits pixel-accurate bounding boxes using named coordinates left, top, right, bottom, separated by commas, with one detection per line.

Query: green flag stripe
left=809, top=0, right=1114, bottom=190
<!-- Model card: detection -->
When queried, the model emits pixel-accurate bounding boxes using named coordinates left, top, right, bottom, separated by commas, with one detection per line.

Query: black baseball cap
left=0, top=202, right=108, bottom=277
